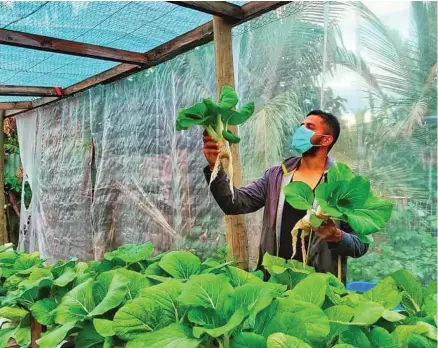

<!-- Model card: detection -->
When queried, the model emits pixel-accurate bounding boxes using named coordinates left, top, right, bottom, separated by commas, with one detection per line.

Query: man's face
left=301, top=115, right=334, bottom=148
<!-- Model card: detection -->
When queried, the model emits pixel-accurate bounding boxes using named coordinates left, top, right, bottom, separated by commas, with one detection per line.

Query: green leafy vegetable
left=176, top=85, right=255, bottom=196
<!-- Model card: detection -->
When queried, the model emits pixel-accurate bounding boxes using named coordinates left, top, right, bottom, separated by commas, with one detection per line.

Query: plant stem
left=205, top=125, right=219, bottom=139
left=223, top=335, right=230, bottom=348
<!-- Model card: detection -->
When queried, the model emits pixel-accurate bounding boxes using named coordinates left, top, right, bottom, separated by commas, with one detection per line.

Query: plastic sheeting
left=17, top=44, right=224, bottom=262
left=16, top=2, right=437, bottom=282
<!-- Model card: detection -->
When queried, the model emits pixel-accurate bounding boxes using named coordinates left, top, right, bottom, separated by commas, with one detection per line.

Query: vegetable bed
left=0, top=242, right=436, bottom=348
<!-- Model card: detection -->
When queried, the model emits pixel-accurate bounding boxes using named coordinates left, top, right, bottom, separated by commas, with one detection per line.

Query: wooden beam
left=63, top=64, right=139, bottom=95
left=0, top=101, right=32, bottom=110
left=213, top=16, right=248, bottom=270
left=147, top=21, right=214, bottom=66
left=0, top=110, right=5, bottom=245
left=241, top=1, right=290, bottom=22
left=168, top=1, right=243, bottom=20
left=0, top=29, right=148, bottom=65
left=30, top=317, right=42, bottom=348
left=9, top=1, right=288, bottom=118
left=0, top=85, right=58, bottom=97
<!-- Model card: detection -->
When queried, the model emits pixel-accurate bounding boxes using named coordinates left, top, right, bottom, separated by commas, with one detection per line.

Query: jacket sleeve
left=203, top=166, right=268, bottom=215
left=328, top=221, right=369, bottom=258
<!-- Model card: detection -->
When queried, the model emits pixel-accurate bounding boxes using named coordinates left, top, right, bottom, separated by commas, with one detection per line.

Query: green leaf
left=76, top=322, right=105, bottom=348
left=188, top=307, right=223, bottom=328
left=219, top=85, right=238, bottom=109
left=31, top=299, right=57, bottom=326
left=284, top=181, right=314, bottom=210
left=315, top=183, right=344, bottom=217
left=178, top=274, right=233, bottom=311
left=327, top=163, right=355, bottom=184
left=181, top=102, right=208, bottom=118
left=226, top=266, right=263, bottom=287
left=193, top=307, right=246, bottom=338
left=344, top=195, right=393, bottom=235
left=391, top=270, right=423, bottom=313
left=13, top=252, right=43, bottom=273
left=391, top=324, right=430, bottom=347
left=54, top=278, right=95, bottom=324
left=125, top=323, right=201, bottom=348
left=234, top=282, right=286, bottom=321
left=231, top=332, right=266, bottom=348
left=93, top=319, right=115, bottom=337
left=339, top=326, right=372, bottom=348
left=260, top=298, right=330, bottom=346
left=158, top=251, right=201, bottom=279
left=351, top=301, right=384, bottom=325
left=288, top=273, right=327, bottom=307
left=53, top=267, right=77, bottom=287
left=116, top=268, right=151, bottom=301
left=0, top=328, right=17, bottom=348
left=336, top=176, right=371, bottom=211
left=104, top=242, right=154, bottom=263
left=51, top=259, right=77, bottom=278
left=36, top=322, right=77, bottom=348
left=222, top=102, right=255, bottom=126
left=0, top=306, right=28, bottom=321
left=358, top=234, right=374, bottom=243
left=222, top=129, right=241, bottom=144
left=332, top=345, right=357, bottom=348
left=266, top=333, right=312, bottom=348
left=422, top=294, right=437, bottom=320
left=408, top=334, right=437, bottom=348
left=113, top=280, right=183, bottom=340
left=382, top=309, right=406, bottom=322
left=88, top=271, right=128, bottom=317
left=424, top=283, right=437, bottom=298
left=369, top=327, right=395, bottom=348
left=325, top=305, right=355, bottom=336
left=15, top=327, right=30, bottom=346
left=363, top=276, right=402, bottom=310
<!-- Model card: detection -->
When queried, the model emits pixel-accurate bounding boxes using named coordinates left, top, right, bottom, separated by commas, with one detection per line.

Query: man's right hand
left=203, top=131, right=220, bottom=170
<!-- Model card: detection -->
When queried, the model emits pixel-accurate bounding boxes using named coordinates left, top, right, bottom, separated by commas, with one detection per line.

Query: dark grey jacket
left=204, top=156, right=368, bottom=283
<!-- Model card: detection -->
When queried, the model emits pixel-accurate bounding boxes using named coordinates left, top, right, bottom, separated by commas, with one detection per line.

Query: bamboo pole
left=0, top=110, right=5, bottom=245
left=213, top=16, right=249, bottom=270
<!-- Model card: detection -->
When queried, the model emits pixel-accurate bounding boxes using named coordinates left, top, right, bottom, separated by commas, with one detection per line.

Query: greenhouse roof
left=0, top=1, right=280, bottom=108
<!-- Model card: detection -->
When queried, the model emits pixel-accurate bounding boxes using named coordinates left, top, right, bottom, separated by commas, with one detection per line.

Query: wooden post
left=31, top=317, right=42, bottom=348
left=0, top=110, right=5, bottom=245
left=213, top=16, right=248, bottom=270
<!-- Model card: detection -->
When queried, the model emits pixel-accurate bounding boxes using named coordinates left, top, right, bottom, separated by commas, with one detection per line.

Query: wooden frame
left=0, top=85, right=58, bottom=97
left=213, top=16, right=249, bottom=269
left=0, top=29, right=148, bottom=65
left=0, top=102, right=32, bottom=110
left=4, top=1, right=289, bottom=117
left=168, top=1, right=243, bottom=20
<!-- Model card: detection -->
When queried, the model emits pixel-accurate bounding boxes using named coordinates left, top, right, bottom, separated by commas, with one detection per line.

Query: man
left=203, top=110, right=368, bottom=282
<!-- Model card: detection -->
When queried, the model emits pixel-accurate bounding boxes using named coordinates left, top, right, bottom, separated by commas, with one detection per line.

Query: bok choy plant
left=176, top=85, right=255, bottom=192
left=283, top=162, right=394, bottom=265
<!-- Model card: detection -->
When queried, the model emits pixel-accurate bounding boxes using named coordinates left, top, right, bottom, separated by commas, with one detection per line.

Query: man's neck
left=299, top=151, right=328, bottom=172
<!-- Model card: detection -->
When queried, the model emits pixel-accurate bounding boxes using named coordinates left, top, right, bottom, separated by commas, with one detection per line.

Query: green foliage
left=283, top=162, right=394, bottom=242
left=0, top=243, right=436, bottom=348
left=176, top=85, right=255, bottom=144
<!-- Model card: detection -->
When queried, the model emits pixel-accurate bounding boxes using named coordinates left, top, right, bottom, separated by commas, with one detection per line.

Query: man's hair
left=306, top=110, right=340, bottom=148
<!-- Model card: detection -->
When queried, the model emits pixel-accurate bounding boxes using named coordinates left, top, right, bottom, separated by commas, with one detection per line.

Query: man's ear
left=322, top=135, right=334, bottom=147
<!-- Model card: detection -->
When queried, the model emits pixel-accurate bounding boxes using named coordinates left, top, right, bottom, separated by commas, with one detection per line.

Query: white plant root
left=209, top=141, right=234, bottom=200
left=291, top=212, right=313, bottom=267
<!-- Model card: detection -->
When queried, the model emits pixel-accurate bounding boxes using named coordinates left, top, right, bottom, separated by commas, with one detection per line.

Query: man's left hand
left=314, top=218, right=343, bottom=243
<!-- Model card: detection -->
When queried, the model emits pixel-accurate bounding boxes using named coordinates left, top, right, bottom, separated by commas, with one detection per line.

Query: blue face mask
left=291, top=125, right=328, bottom=154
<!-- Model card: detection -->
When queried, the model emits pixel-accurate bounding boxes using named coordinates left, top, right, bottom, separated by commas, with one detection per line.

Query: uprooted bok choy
left=176, top=85, right=255, bottom=193
left=283, top=162, right=393, bottom=265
